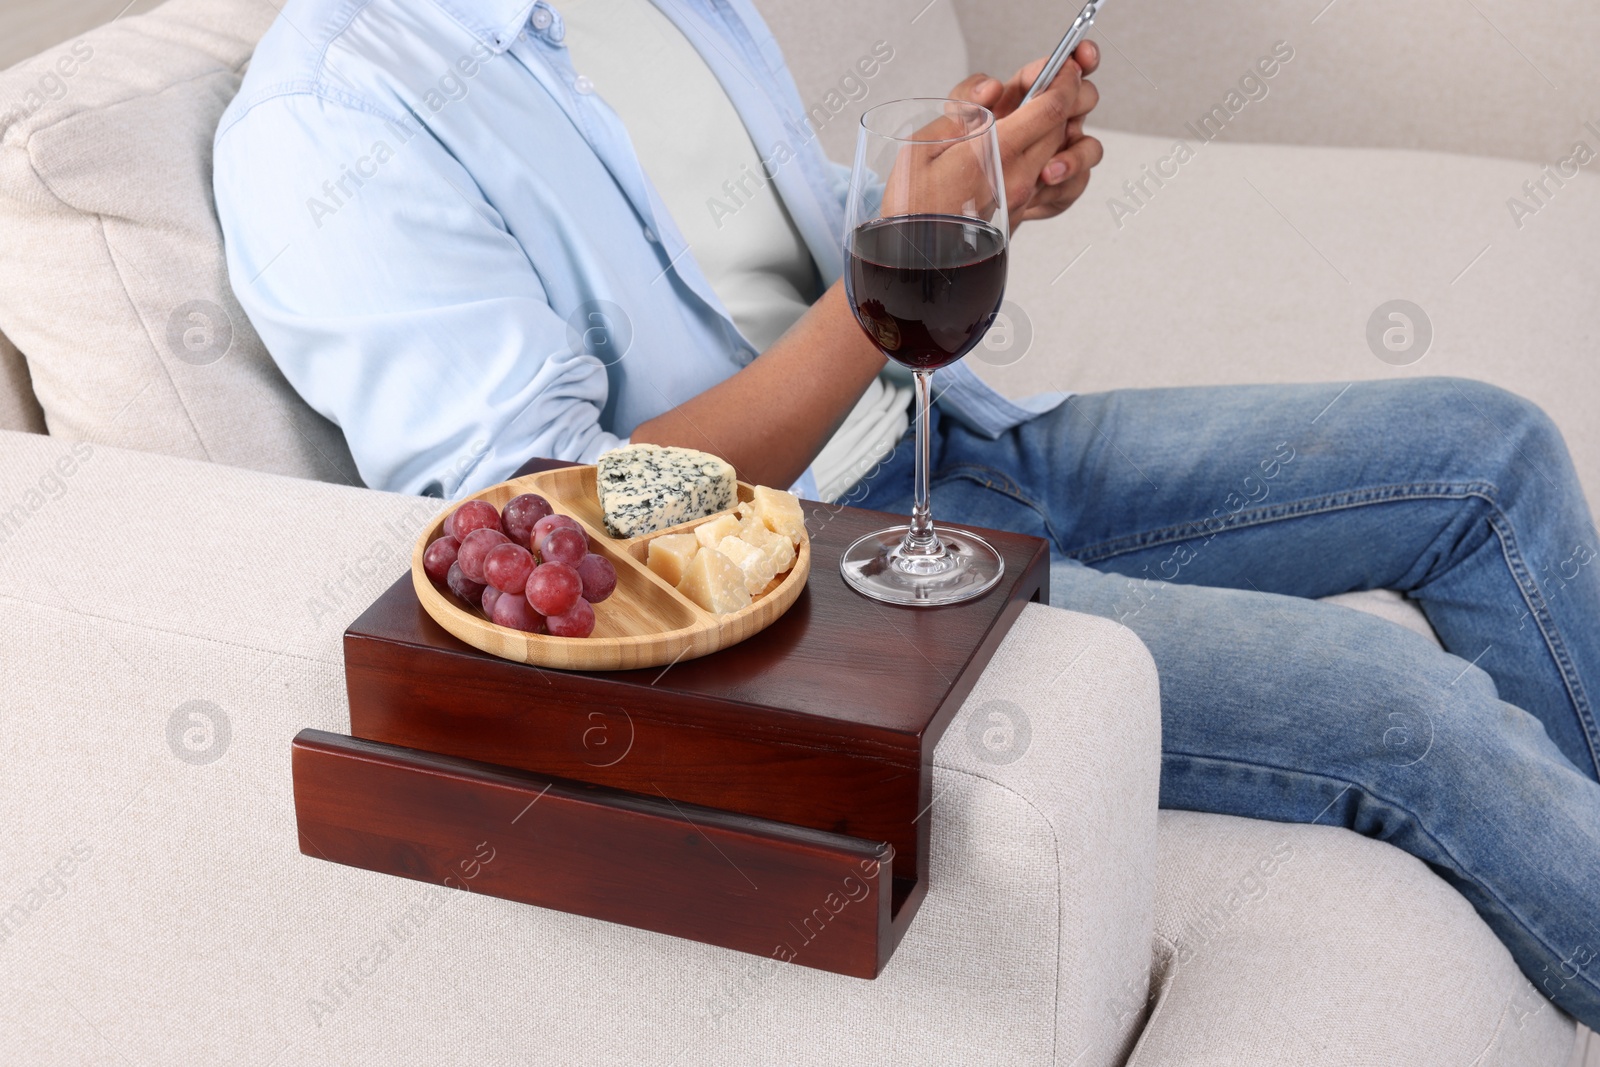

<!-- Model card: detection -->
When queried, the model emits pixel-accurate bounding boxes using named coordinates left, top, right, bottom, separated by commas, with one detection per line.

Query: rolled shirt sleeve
left=215, top=93, right=624, bottom=498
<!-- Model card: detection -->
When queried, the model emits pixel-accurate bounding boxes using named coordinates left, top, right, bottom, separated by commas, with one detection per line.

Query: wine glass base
left=839, top=526, right=1005, bottom=607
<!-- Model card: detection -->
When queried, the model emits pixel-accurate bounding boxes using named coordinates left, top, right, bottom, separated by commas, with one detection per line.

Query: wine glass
left=840, top=98, right=1008, bottom=606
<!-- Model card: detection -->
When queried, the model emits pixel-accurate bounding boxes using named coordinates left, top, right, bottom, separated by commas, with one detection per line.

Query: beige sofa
left=1, top=1, right=1595, bottom=1064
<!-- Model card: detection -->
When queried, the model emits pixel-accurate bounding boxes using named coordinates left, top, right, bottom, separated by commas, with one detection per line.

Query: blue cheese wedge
left=595, top=444, right=737, bottom=538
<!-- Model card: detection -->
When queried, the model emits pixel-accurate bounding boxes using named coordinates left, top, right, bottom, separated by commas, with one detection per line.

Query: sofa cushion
left=1135, top=811, right=1575, bottom=1066
left=0, top=0, right=358, bottom=485
left=1320, top=587, right=1439, bottom=643
left=0, top=329, right=44, bottom=433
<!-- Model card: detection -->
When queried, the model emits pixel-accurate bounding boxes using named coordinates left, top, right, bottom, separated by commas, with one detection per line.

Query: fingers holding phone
left=948, top=0, right=1113, bottom=230
left=953, top=40, right=1100, bottom=121
left=951, top=52, right=1098, bottom=225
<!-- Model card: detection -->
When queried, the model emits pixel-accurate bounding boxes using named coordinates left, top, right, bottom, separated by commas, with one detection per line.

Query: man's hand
left=951, top=41, right=1103, bottom=226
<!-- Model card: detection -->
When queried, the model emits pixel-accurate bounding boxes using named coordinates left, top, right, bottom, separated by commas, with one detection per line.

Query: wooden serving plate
left=409, top=465, right=810, bottom=672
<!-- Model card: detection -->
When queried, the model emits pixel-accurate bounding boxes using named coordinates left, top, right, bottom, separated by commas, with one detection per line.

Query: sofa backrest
left=751, top=0, right=971, bottom=167
left=0, top=0, right=360, bottom=485
left=955, top=0, right=1600, bottom=166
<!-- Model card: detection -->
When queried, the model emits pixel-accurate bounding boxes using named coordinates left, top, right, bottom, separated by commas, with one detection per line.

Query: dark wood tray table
left=293, top=462, right=1049, bottom=979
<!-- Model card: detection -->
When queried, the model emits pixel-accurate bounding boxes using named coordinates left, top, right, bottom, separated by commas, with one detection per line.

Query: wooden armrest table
left=293, top=461, right=1050, bottom=979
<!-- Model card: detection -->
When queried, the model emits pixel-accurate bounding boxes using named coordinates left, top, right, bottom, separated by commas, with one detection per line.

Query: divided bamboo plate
left=410, top=465, right=811, bottom=671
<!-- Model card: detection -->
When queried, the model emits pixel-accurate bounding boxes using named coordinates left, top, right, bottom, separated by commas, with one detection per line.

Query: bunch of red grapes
left=421, top=494, right=616, bottom=638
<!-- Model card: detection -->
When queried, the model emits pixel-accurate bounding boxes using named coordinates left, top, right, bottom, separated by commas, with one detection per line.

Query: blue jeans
left=852, top=377, right=1600, bottom=1028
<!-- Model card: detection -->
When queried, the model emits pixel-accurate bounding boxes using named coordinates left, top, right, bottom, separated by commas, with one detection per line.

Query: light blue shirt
left=214, top=0, right=1067, bottom=498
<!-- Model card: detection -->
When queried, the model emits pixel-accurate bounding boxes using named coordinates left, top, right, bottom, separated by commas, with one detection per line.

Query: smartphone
left=1019, top=0, right=1111, bottom=106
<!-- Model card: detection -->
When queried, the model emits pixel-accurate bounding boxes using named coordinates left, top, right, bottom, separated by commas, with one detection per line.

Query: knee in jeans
left=1356, top=644, right=1507, bottom=774
left=1386, top=660, right=1565, bottom=792
left=1437, top=378, right=1568, bottom=473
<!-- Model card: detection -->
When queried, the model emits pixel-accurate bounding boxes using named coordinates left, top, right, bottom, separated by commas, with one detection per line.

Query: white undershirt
left=560, top=0, right=911, bottom=502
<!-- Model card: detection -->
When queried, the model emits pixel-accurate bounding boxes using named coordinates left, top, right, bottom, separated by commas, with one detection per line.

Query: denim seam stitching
left=1085, top=478, right=1600, bottom=776
left=1161, top=749, right=1600, bottom=1005
left=1070, top=481, right=1497, bottom=563
left=1484, top=509, right=1600, bottom=778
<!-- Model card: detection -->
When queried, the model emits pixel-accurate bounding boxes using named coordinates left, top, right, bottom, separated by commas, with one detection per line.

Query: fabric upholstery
left=0, top=329, right=45, bottom=433
left=1570, top=1024, right=1600, bottom=1067
left=1136, top=811, right=1576, bottom=1065
left=752, top=0, right=971, bottom=170
left=0, top=0, right=162, bottom=71
left=0, top=429, right=1164, bottom=1066
left=0, top=0, right=358, bottom=484
left=1318, top=588, right=1439, bottom=643
left=954, top=0, right=1600, bottom=166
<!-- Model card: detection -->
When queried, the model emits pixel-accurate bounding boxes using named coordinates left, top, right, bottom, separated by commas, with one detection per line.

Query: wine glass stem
left=901, top=369, right=943, bottom=558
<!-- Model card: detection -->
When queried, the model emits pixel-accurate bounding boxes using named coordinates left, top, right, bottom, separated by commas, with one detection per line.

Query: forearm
left=629, top=280, right=884, bottom=488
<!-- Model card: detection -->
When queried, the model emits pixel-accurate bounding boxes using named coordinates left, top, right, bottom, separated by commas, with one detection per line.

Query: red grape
left=502, top=494, right=554, bottom=546
left=484, top=542, right=536, bottom=593
left=540, top=527, right=587, bottom=568
left=491, top=592, right=545, bottom=633
left=525, top=561, right=582, bottom=616
left=422, top=535, right=460, bottom=583
left=446, top=561, right=485, bottom=604
left=443, top=510, right=457, bottom=538
left=575, top=553, right=617, bottom=603
left=450, top=499, right=501, bottom=540
left=545, top=597, right=596, bottom=638
left=532, top=514, right=584, bottom=551
left=456, top=528, right=509, bottom=583
left=481, top=584, right=504, bottom=617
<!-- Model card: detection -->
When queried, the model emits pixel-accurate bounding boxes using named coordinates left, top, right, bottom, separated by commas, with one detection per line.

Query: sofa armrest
left=0, top=432, right=1164, bottom=1066
left=931, top=603, right=1163, bottom=1067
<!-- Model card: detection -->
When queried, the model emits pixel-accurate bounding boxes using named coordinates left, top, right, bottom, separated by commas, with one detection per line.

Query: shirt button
left=642, top=226, right=657, bottom=243
left=531, top=7, right=553, bottom=29
left=573, top=74, right=594, bottom=94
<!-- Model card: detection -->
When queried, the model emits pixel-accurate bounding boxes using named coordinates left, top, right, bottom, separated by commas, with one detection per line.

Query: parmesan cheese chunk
left=693, top=514, right=742, bottom=549
left=716, top=535, right=780, bottom=595
left=739, top=521, right=796, bottom=575
left=676, top=546, right=752, bottom=615
left=646, top=533, right=699, bottom=587
left=750, top=485, right=806, bottom=547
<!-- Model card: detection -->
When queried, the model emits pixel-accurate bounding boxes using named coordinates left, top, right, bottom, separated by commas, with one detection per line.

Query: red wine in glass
left=847, top=213, right=1008, bottom=371
left=838, top=96, right=1009, bottom=607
